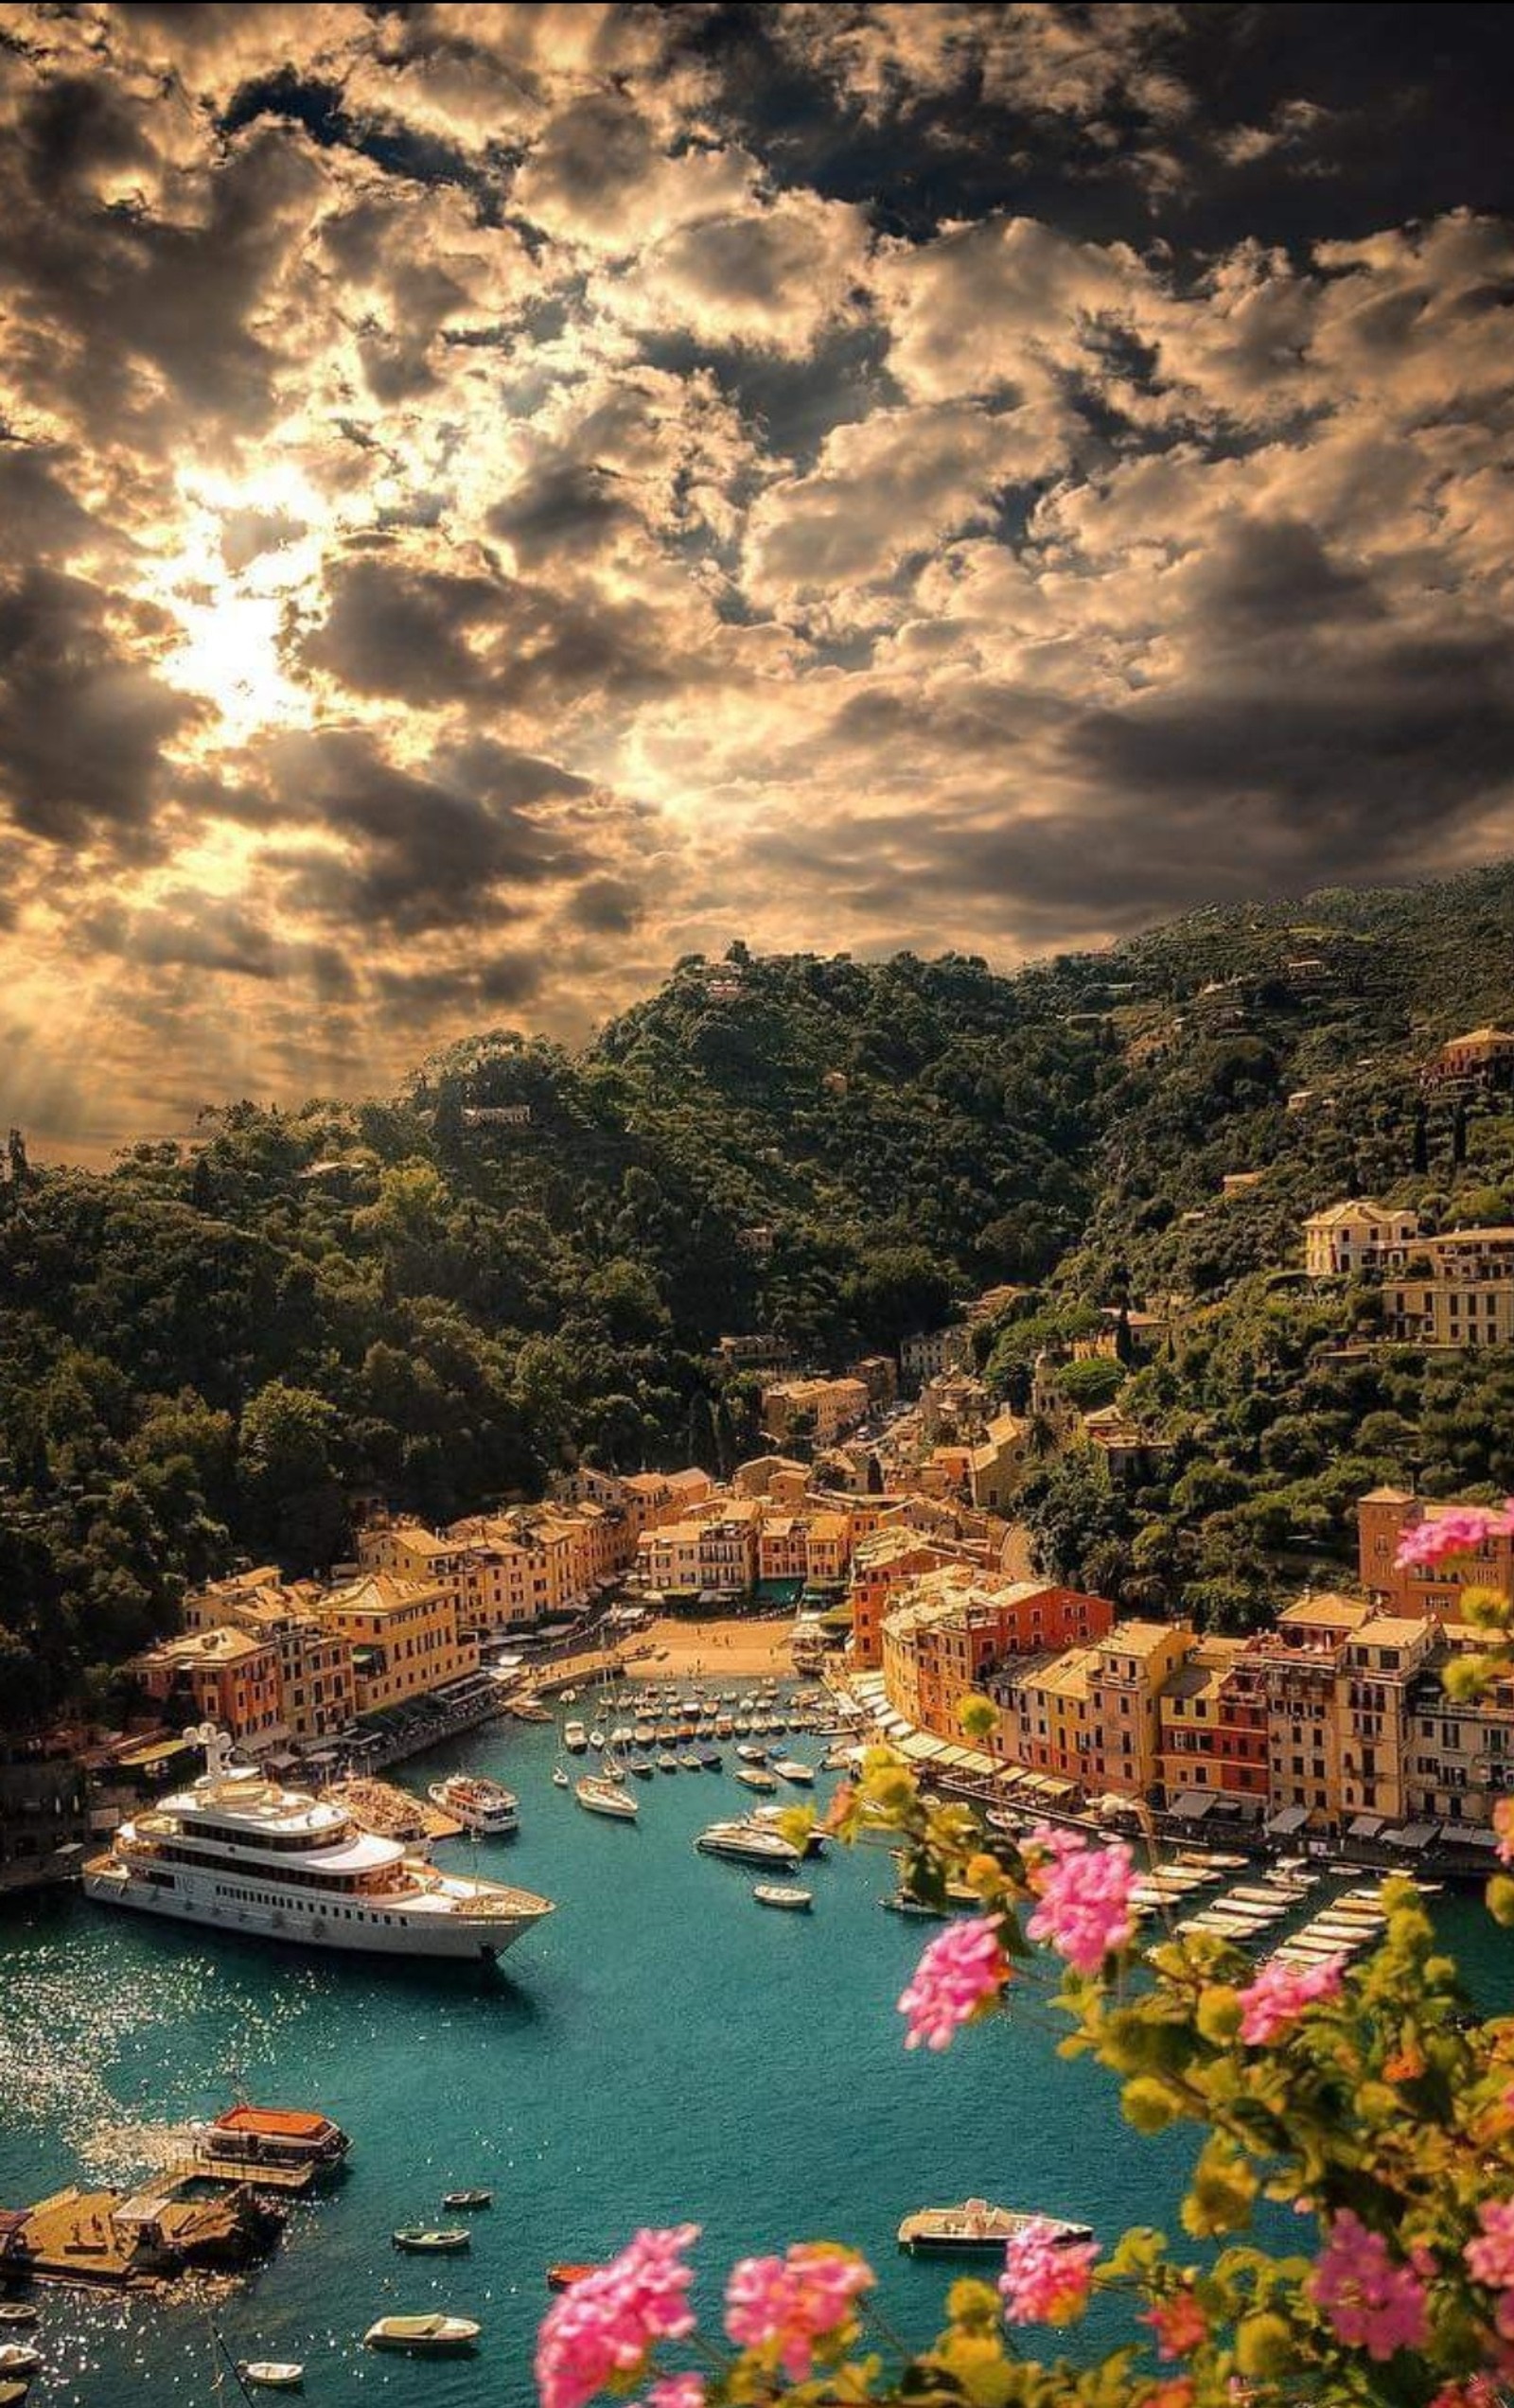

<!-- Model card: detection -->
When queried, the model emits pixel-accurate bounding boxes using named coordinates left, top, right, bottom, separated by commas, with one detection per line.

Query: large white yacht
left=83, top=1728, right=554, bottom=1963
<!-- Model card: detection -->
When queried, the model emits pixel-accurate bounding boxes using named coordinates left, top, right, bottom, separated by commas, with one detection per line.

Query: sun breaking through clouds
left=1, top=1, right=1512, bottom=1151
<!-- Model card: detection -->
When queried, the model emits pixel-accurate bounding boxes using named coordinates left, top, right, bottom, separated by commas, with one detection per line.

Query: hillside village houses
left=761, top=1374, right=871, bottom=1446
left=856, top=1489, right=1514, bottom=1848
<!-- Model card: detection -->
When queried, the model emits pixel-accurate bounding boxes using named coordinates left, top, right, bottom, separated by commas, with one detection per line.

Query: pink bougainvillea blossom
left=1394, top=1503, right=1514, bottom=1570
left=1235, top=1955, right=1346, bottom=2046
left=1142, top=2289, right=1209, bottom=2359
left=1025, top=1826, right=1136, bottom=1975
left=1309, top=2210, right=1430, bottom=2361
left=724, top=2243, right=874, bottom=2382
left=898, top=1914, right=1009, bottom=2050
left=644, top=2380, right=706, bottom=2408
left=536, top=2226, right=699, bottom=2408
left=999, top=2219, right=1100, bottom=2325
left=1494, top=1797, right=1514, bottom=1867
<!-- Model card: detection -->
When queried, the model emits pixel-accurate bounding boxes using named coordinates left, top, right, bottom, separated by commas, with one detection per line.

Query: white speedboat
left=898, top=2203, right=1093, bottom=2256
left=734, top=1767, right=778, bottom=1794
left=576, top=1777, right=639, bottom=1820
left=428, top=1776, right=519, bottom=1837
left=754, top=1883, right=812, bottom=1910
left=695, top=1822, right=801, bottom=1868
left=365, top=2314, right=480, bottom=2354
left=772, top=1759, right=815, bottom=1785
left=563, top=1721, right=589, bottom=1752
left=82, top=1728, right=553, bottom=1964
left=552, top=1763, right=571, bottom=1788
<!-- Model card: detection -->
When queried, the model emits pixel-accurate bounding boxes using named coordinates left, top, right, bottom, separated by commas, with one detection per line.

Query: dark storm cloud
left=0, top=566, right=202, bottom=848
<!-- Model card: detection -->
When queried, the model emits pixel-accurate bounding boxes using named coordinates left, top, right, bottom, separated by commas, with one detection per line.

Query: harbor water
left=0, top=1700, right=1509, bottom=2407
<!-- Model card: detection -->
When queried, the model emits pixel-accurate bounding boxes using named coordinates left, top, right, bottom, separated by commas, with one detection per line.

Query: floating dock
left=0, top=2178, right=281, bottom=2293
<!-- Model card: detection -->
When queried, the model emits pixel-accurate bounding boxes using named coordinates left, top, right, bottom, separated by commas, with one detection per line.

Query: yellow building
left=1085, top=1622, right=1195, bottom=1796
left=1405, top=1631, right=1514, bottom=1830
left=803, top=1511, right=850, bottom=1588
left=761, top=1377, right=871, bottom=1446
left=1254, top=1595, right=1367, bottom=1828
left=1302, top=1199, right=1420, bottom=1278
left=1382, top=1228, right=1514, bottom=1347
left=1336, top=1614, right=1437, bottom=1824
left=313, top=1574, right=479, bottom=1716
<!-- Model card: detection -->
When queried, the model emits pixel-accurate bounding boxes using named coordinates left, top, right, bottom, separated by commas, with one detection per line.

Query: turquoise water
left=0, top=1705, right=1508, bottom=2407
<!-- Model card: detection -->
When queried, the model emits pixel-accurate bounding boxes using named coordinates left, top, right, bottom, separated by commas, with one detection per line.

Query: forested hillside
left=5, top=866, right=1514, bottom=1718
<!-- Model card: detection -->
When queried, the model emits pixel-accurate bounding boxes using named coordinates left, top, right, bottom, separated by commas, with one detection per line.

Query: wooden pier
left=1, top=2177, right=282, bottom=2293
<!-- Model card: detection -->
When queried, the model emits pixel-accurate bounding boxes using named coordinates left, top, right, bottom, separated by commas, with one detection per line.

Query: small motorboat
left=0, top=2346, right=41, bottom=2379
left=0, top=2309, right=36, bottom=2329
left=547, top=2263, right=599, bottom=2294
left=563, top=1720, right=589, bottom=1752
left=588, top=1729, right=607, bottom=1750
left=754, top=1883, right=812, bottom=1910
left=678, top=1750, right=701, bottom=1771
left=238, top=2364, right=306, bottom=2392
left=365, top=2314, right=481, bottom=2354
left=658, top=1751, right=679, bottom=1773
left=442, top=2188, right=493, bottom=2210
left=734, top=1767, right=778, bottom=1794
left=552, top=1762, right=571, bottom=1788
left=736, top=1744, right=767, bottom=1765
left=772, top=1759, right=815, bottom=1785
left=394, top=2226, right=471, bottom=2254
left=576, top=1776, right=639, bottom=1819
left=627, top=1750, right=655, bottom=1778
left=883, top=1891, right=947, bottom=1919
left=698, top=1747, right=722, bottom=1770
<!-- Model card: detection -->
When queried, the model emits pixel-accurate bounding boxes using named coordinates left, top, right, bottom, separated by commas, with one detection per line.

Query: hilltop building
left=1303, top=1200, right=1421, bottom=1278
left=1382, top=1228, right=1514, bottom=1347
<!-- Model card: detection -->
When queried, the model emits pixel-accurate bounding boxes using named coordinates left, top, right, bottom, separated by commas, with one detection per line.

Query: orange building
left=879, top=1573, right=1117, bottom=1743
left=1157, top=1637, right=1269, bottom=1807
left=134, top=1626, right=285, bottom=1752
left=1359, top=1487, right=1514, bottom=1616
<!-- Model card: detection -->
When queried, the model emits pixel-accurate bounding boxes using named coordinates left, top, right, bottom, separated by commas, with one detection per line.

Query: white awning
left=1387, top=1821, right=1441, bottom=1852
left=899, top=1732, right=946, bottom=1762
left=1347, top=1814, right=1386, bottom=1840
left=1171, top=1790, right=1219, bottom=1820
left=1266, top=1805, right=1311, bottom=1837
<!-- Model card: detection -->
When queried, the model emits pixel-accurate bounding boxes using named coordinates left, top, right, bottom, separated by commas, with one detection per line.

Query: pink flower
left=1309, top=2209, right=1430, bottom=2362
left=536, top=2225, right=699, bottom=2408
left=645, top=2382, right=705, bottom=2408
left=1025, top=1826, right=1136, bottom=1976
left=1235, top=1955, right=1346, bottom=2045
left=1466, top=2199, right=1514, bottom=2321
left=999, top=2219, right=1100, bottom=2325
left=1429, top=2382, right=1504, bottom=2408
left=1495, top=1798, right=1514, bottom=1867
left=898, top=1915, right=1009, bottom=2051
left=724, top=2243, right=873, bottom=2382
left=1394, top=1503, right=1514, bottom=1571
left=1143, top=2290, right=1208, bottom=2360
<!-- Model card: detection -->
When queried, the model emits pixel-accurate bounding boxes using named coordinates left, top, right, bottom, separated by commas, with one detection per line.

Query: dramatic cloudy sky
left=2, top=3, right=1513, bottom=1151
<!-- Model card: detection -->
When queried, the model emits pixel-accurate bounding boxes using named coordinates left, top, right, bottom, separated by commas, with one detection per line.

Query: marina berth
left=898, top=2203, right=1093, bottom=2256
left=82, top=1729, right=554, bottom=1964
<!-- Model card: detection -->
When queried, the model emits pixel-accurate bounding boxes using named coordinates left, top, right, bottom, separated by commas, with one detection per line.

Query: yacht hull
left=82, top=1862, right=541, bottom=1961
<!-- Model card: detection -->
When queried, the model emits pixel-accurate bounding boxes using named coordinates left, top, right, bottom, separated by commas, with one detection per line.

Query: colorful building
left=1382, top=1228, right=1514, bottom=1348
left=313, top=1574, right=478, bottom=1716
left=134, top=1626, right=286, bottom=1753
left=1359, top=1487, right=1514, bottom=1618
